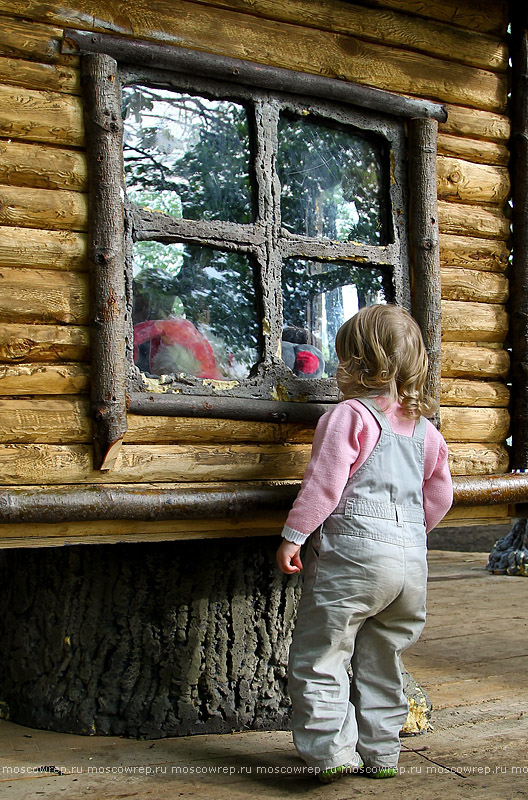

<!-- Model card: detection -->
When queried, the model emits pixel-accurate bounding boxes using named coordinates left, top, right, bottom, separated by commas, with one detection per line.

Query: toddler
left=276, top=304, right=453, bottom=782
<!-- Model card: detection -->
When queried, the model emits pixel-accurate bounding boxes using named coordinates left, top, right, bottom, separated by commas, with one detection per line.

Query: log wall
left=0, top=0, right=512, bottom=545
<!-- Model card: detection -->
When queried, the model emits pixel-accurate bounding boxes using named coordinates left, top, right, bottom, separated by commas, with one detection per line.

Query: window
left=120, top=73, right=409, bottom=402
left=75, top=34, right=443, bottom=465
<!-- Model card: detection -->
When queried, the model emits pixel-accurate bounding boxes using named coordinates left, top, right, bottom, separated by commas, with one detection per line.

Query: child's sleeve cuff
left=281, top=525, right=309, bottom=545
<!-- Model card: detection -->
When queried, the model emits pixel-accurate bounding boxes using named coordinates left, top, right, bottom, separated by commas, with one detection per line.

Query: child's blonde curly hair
left=335, top=304, right=437, bottom=419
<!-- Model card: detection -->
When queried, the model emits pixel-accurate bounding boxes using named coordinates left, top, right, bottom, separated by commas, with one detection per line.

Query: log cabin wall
left=0, top=0, right=512, bottom=546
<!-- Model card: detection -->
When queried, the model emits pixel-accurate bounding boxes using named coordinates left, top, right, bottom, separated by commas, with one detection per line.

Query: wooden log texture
left=438, top=201, right=510, bottom=240
left=439, top=234, right=508, bottom=273
left=0, top=56, right=79, bottom=94
left=0, top=267, right=88, bottom=324
left=441, top=342, right=509, bottom=379
left=0, top=140, right=87, bottom=191
left=0, top=85, right=84, bottom=146
left=0, top=441, right=509, bottom=483
left=440, top=377, right=509, bottom=407
left=0, top=14, right=73, bottom=64
left=440, top=407, right=509, bottom=443
left=0, top=363, right=89, bottom=394
left=0, top=226, right=87, bottom=271
left=125, top=415, right=315, bottom=444
left=0, top=184, right=88, bottom=231
left=179, top=0, right=508, bottom=72
left=7, top=0, right=509, bottom=111
left=437, top=133, right=509, bottom=167
left=437, top=157, right=509, bottom=205
left=441, top=301, right=508, bottom=342
left=359, top=0, right=507, bottom=36
left=440, top=268, right=508, bottom=304
left=0, top=323, right=89, bottom=363
left=0, top=397, right=91, bottom=443
left=409, top=118, right=441, bottom=414
left=440, top=104, right=510, bottom=142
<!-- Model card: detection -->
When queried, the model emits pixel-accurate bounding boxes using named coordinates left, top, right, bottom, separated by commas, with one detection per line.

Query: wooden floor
left=1, top=551, right=527, bottom=800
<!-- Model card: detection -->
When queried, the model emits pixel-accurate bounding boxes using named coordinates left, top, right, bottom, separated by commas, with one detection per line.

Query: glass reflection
left=282, top=258, right=385, bottom=377
left=277, top=114, right=386, bottom=244
left=133, top=242, right=259, bottom=380
left=122, top=86, right=252, bottom=223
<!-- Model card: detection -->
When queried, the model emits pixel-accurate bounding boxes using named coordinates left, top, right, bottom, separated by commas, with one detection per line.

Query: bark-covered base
left=487, top=519, right=528, bottom=575
left=0, top=538, right=302, bottom=738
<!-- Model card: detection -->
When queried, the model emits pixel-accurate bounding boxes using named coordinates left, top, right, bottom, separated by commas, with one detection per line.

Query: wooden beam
left=409, top=117, right=442, bottom=418
left=359, top=0, right=507, bottom=36
left=440, top=104, right=510, bottom=143
left=0, top=363, right=89, bottom=395
left=440, top=378, right=509, bottom=407
left=0, top=267, right=89, bottom=324
left=0, top=14, right=73, bottom=64
left=441, top=300, right=508, bottom=342
left=0, top=55, right=80, bottom=94
left=438, top=200, right=511, bottom=240
left=81, top=53, right=127, bottom=470
left=0, top=225, right=87, bottom=271
left=437, top=156, right=509, bottom=205
left=0, top=84, right=83, bottom=146
left=0, top=397, right=91, bottom=443
left=448, top=443, right=508, bottom=476
left=0, top=139, right=87, bottom=192
left=440, top=267, right=508, bottom=304
left=440, top=407, right=509, bottom=443
left=0, top=184, right=88, bottom=232
left=439, top=234, right=509, bottom=273
left=437, top=133, right=509, bottom=166
left=0, top=323, right=89, bottom=363
left=441, top=342, right=509, bottom=379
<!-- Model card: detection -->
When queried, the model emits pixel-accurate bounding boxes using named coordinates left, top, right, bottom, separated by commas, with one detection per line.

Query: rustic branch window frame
left=70, top=31, right=445, bottom=469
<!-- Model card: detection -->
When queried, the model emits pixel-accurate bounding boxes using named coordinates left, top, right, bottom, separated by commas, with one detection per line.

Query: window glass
left=277, top=114, right=386, bottom=244
left=122, top=86, right=252, bottom=223
left=133, top=242, right=259, bottom=380
left=282, top=258, right=386, bottom=377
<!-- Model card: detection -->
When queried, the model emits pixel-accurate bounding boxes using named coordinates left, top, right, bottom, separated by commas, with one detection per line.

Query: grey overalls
left=288, top=397, right=428, bottom=771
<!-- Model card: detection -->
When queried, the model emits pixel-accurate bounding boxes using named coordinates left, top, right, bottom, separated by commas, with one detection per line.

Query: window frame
left=72, top=30, right=444, bottom=468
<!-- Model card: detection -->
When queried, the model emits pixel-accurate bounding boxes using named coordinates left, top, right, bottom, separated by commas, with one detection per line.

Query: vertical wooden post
left=81, top=54, right=128, bottom=469
left=408, top=118, right=442, bottom=425
left=509, top=6, right=528, bottom=470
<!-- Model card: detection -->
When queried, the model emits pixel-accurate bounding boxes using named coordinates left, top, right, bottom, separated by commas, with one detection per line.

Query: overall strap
left=355, top=397, right=392, bottom=432
left=412, top=414, right=427, bottom=442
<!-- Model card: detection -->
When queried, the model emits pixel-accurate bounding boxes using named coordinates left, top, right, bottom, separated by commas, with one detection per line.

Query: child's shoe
left=318, top=755, right=364, bottom=784
left=360, top=765, right=398, bottom=779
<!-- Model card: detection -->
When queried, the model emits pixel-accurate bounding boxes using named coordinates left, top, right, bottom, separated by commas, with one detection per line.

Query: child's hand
left=276, top=539, right=303, bottom=574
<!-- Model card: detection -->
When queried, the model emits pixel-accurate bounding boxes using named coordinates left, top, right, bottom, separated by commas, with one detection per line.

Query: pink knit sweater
left=282, top=398, right=453, bottom=545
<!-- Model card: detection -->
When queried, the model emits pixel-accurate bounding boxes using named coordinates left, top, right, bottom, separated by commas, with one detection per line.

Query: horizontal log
left=0, top=84, right=84, bottom=146
left=440, top=267, right=508, bottom=304
left=0, top=225, right=87, bottom=271
left=187, top=0, right=508, bottom=72
left=0, top=443, right=313, bottom=484
left=0, top=184, right=88, bottom=232
left=440, top=104, right=510, bottom=143
left=437, top=132, right=509, bottom=166
left=439, top=234, right=509, bottom=273
left=0, top=266, right=89, bottom=324
left=0, top=440, right=509, bottom=484
left=440, top=378, right=509, bottom=407
left=0, top=139, right=87, bottom=191
left=438, top=201, right=510, bottom=240
left=0, top=56, right=80, bottom=94
left=0, top=363, right=89, bottom=394
left=363, top=0, right=507, bottom=36
left=448, top=442, right=509, bottom=476
left=126, top=414, right=315, bottom=444
left=440, top=503, right=509, bottom=522
left=0, top=323, right=89, bottom=363
left=437, top=156, right=509, bottom=205
left=0, top=14, right=76, bottom=64
left=441, top=342, right=509, bottom=379
left=0, top=397, right=90, bottom=443
left=441, top=300, right=508, bottom=342
left=440, top=406, right=509, bottom=443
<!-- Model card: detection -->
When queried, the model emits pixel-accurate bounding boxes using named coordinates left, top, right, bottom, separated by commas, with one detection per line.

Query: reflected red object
left=294, top=350, right=320, bottom=375
left=133, top=318, right=223, bottom=379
